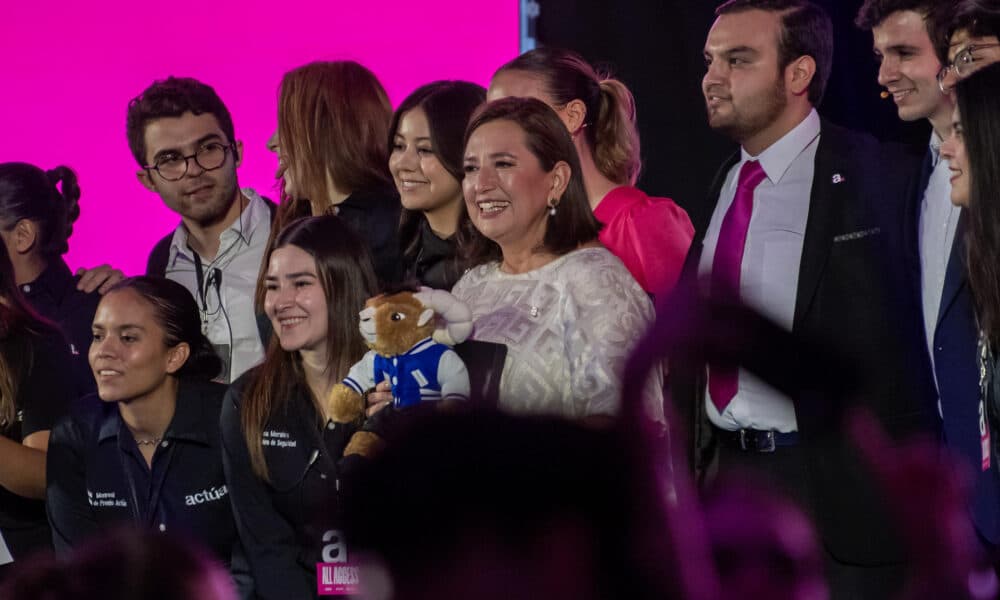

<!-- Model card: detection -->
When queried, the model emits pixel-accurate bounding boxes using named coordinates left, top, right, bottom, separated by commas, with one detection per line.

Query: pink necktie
left=708, top=160, right=766, bottom=412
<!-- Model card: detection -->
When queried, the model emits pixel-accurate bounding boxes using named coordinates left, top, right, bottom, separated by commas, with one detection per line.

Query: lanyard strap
left=192, top=251, right=208, bottom=314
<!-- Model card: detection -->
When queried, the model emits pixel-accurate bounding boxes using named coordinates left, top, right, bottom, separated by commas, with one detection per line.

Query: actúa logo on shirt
left=184, top=485, right=229, bottom=506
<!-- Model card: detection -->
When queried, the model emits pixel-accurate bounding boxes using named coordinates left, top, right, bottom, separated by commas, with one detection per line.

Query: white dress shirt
left=920, top=131, right=962, bottom=385
left=164, top=189, right=270, bottom=382
left=698, top=109, right=821, bottom=432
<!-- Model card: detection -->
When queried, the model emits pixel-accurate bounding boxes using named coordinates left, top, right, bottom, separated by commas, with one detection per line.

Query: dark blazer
left=903, top=153, right=1000, bottom=544
left=678, top=119, right=937, bottom=565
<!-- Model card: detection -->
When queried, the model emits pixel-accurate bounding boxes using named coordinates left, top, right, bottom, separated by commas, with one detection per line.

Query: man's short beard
left=192, top=174, right=240, bottom=228
left=713, top=76, right=788, bottom=145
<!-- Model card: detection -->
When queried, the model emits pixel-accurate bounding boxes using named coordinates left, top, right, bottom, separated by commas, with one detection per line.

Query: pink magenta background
left=0, top=1, right=518, bottom=275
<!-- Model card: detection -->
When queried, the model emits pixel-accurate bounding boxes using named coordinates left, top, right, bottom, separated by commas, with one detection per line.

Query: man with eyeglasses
left=938, top=1, right=1000, bottom=94
left=127, top=77, right=272, bottom=383
left=859, top=0, right=1000, bottom=569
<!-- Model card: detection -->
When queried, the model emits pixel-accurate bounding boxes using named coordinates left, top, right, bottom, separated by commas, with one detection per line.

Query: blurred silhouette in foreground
left=343, top=409, right=692, bottom=600
left=0, top=527, right=237, bottom=600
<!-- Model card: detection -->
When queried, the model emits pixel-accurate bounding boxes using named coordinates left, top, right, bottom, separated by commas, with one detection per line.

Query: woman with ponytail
left=0, top=240, right=75, bottom=583
left=45, top=277, right=251, bottom=596
left=0, top=162, right=100, bottom=394
left=489, top=48, right=694, bottom=298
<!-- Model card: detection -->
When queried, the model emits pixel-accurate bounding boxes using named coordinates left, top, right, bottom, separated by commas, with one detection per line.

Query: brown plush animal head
left=359, top=292, right=436, bottom=356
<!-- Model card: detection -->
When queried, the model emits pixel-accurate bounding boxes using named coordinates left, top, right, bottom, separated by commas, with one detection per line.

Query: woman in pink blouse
left=488, top=47, right=694, bottom=298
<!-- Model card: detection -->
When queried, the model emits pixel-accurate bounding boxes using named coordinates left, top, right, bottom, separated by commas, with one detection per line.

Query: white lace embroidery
left=452, top=247, right=663, bottom=420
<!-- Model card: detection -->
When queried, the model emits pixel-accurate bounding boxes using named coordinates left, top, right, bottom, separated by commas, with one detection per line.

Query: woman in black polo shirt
left=0, top=240, right=75, bottom=583
left=45, top=277, right=249, bottom=595
left=0, top=162, right=99, bottom=396
left=221, top=216, right=376, bottom=599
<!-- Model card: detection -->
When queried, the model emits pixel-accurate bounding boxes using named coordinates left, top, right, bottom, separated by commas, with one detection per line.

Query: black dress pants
left=714, top=435, right=907, bottom=600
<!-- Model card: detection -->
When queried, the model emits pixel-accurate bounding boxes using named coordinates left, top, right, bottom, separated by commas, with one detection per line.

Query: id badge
left=980, top=396, right=991, bottom=472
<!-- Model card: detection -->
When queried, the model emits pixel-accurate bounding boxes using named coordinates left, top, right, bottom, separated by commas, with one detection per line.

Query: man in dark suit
left=688, top=0, right=937, bottom=597
left=858, top=0, right=1000, bottom=563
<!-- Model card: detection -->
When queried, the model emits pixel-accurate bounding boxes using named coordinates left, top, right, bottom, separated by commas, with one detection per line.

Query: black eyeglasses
left=144, top=142, right=234, bottom=181
left=937, top=43, right=1000, bottom=92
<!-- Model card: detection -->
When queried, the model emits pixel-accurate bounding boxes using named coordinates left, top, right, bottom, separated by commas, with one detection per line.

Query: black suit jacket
left=675, top=119, right=937, bottom=565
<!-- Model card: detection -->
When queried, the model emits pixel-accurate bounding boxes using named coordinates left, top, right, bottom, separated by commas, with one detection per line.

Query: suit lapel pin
left=832, top=173, right=845, bottom=184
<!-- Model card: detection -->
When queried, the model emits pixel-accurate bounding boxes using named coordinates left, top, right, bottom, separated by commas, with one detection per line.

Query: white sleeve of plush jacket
left=342, top=351, right=378, bottom=395
left=437, top=349, right=471, bottom=401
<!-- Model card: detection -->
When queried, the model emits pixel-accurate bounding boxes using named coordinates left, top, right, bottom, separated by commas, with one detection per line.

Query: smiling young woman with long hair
left=941, top=64, right=1000, bottom=475
left=388, top=80, right=486, bottom=290
left=221, top=215, right=377, bottom=599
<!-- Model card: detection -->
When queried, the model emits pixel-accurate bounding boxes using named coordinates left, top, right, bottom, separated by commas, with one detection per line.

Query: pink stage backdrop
left=0, top=1, right=518, bottom=275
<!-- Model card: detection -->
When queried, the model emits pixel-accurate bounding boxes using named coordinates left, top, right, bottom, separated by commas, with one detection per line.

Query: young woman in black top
left=0, top=239, right=75, bottom=582
left=941, top=64, right=1000, bottom=479
left=222, top=215, right=376, bottom=599
left=388, top=81, right=486, bottom=290
left=266, top=61, right=403, bottom=288
left=45, top=277, right=250, bottom=596
left=0, top=162, right=99, bottom=395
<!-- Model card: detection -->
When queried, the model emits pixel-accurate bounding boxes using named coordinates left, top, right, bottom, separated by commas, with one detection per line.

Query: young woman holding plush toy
left=220, top=215, right=377, bottom=599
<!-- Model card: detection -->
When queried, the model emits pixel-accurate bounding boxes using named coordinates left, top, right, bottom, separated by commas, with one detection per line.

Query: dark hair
left=716, top=0, right=834, bottom=105
left=389, top=81, right=486, bottom=273
left=495, top=48, right=642, bottom=186
left=955, top=63, right=1000, bottom=347
left=126, top=77, right=236, bottom=166
left=243, top=215, right=377, bottom=479
left=943, top=0, right=1000, bottom=61
left=461, top=97, right=601, bottom=267
left=855, top=0, right=939, bottom=29
left=0, top=163, right=81, bottom=260
left=0, top=241, right=52, bottom=429
left=855, top=0, right=951, bottom=63
left=104, top=277, right=222, bottom=381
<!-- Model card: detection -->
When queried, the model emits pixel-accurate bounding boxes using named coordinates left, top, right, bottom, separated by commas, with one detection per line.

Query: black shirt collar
left=97, top=380, right=215, bottom=446
left=417, top=218, right=456, bottom=258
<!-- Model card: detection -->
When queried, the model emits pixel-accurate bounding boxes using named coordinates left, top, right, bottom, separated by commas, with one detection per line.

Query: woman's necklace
left=134, top=436, right=163, bottom=447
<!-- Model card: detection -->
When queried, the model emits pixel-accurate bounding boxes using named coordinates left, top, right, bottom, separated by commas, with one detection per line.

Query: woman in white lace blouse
left=453, top=97, right=663, bottom=421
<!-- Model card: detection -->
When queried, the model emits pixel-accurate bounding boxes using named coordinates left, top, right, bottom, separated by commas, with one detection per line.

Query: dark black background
left=533, top=0, right=929, bottom=230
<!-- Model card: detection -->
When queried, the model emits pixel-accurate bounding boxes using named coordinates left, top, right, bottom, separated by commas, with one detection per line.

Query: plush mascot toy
left=327, top=288, right=472, bottom=457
